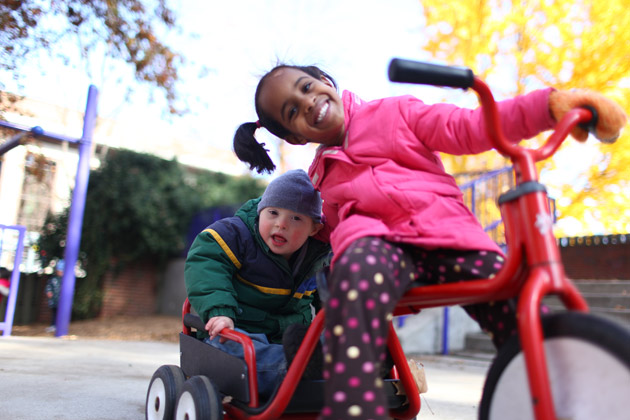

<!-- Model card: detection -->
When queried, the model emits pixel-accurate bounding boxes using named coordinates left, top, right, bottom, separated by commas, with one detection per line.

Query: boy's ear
left=285, top=134, right=308, bottom=145
left=310, top=223, right=324, bottom=236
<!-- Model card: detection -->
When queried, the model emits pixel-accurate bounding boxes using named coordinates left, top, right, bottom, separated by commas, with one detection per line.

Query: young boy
left=185, top=169, right=331, bottom=398
left=44, top=260, right=64, bottom=333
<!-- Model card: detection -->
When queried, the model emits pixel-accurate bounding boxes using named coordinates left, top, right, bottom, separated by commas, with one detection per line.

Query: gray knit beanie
left=257, top=169, right=322, bottom=223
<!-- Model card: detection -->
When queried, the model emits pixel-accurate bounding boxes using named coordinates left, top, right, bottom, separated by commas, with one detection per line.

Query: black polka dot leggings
left=319, top=236, right=518, bottom=420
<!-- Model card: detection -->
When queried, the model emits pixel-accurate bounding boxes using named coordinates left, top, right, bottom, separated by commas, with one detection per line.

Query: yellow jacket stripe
left=293, top=290, right=316, bottom=299
left=204, top=228, right=242, bottom=270
left=237, top=274, right=292, bottom=296
left=204, top=228, right=314, bottom=298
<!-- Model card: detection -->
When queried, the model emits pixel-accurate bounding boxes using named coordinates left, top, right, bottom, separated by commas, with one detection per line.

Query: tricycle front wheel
left=480, top=312, right=630, bottom=420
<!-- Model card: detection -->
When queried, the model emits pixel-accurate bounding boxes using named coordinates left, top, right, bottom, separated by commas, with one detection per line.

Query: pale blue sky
left=1, top=0, right=616, bottom=235
left=1, top=0, right=440, bottom=170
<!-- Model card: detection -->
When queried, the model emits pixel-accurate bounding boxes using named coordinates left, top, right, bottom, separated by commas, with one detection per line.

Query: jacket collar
left=308, top=90, right=363, bottom=187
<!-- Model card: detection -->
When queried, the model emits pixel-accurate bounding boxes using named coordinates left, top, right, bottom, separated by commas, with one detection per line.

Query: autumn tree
left=0, top=0, right=184, bottom=114
left=419, top=0, right=630, bottom=236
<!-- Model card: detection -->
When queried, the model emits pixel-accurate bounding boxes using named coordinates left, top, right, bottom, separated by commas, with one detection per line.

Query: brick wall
left=100, top=260, right=159, bottom=318
left=558, top=234, right=630, bottom=280
left=36, top=278, right=53, bottom=324
left=27, top=234, right=628, bottom=324
left=31, top=261, right=159, bottom=324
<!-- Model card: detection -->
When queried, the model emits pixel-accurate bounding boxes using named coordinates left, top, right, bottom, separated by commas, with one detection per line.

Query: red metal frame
left=394, top=78, right=592, bottom=420
left=181, top=76, right=595, bottom=420
left=182, top=299, right=260, bottom=408
left=181, top=301, right=420, bottom=420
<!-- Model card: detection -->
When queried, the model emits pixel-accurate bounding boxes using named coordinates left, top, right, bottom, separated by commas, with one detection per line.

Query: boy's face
left=258, top=206, right=322, bottom=260
left=258, top=67, right=345, bottom=147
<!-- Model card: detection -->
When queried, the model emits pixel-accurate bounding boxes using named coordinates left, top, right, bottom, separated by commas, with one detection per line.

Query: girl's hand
left=205, top=316, right=235, bottom=343
left=549, top=89, right=627, bottom=143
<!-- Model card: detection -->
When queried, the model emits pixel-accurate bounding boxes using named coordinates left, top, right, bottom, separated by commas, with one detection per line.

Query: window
left=17, top=152, right=56, bottom=232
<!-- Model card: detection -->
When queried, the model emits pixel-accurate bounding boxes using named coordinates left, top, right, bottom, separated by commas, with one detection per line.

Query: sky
left=0, top=0, right=615, bottom=235
left=2, top=0, right=444, bottom=175
left=169, top=0, right=439, bottom=171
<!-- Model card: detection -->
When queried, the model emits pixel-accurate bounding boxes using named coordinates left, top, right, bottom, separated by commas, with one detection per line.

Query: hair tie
left=255, top=120, right=262, bottom=128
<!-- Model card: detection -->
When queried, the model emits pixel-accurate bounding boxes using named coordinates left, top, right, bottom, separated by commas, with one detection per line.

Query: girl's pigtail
left=233, top=122, right=276, bottom=174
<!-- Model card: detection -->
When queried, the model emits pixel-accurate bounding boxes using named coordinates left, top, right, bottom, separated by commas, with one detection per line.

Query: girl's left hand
left=549, top=89, right=627, bottom=143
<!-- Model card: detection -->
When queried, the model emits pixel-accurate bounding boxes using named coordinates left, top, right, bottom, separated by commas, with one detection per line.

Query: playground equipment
left=0, top=224, right=25, bottom=336
left=0, top=85, right=98, bottom=337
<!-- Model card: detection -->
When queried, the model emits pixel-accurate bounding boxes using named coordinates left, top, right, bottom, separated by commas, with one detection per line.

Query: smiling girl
left=232, top=63, right=625, bottom=419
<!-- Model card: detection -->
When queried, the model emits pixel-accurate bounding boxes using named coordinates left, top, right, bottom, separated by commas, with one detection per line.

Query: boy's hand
left=205, top=316, right=234, bottom=343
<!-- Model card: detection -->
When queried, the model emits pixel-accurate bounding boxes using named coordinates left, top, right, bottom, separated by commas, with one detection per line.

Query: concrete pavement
left=412, top=354, right=491, bottom=420
left=0, top=336, right=490, bottom=419
left=0, top=336, right=180, bottom=420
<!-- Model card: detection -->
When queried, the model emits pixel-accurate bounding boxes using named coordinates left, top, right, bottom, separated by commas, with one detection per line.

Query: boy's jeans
left=204, top=328, right=287, bottom=399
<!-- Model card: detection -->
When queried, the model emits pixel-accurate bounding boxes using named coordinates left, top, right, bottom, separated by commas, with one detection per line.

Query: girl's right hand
left=205, top=316, right=235, bottom=342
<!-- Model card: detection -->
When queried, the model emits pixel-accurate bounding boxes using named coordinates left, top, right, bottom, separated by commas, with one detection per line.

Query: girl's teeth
left=316, top=102, right=329, bottom=124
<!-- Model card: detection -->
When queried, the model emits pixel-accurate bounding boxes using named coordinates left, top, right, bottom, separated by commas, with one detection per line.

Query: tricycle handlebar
left=388, top=57, right=597, bottom=177
left=388, top=58, right=474, bottom=89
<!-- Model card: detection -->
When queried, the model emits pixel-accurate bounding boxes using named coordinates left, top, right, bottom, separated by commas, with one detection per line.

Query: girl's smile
left=258, top=68, right=345, bottom=147
left=316, top=102, right=329, bottom=124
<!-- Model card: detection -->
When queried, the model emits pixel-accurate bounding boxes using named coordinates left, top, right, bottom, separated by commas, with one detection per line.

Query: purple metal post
left=0, top=225, right=26, bottom=336
left=441, top=306, right=449, bottom=354
left=55, top=85, right=98, bottom=337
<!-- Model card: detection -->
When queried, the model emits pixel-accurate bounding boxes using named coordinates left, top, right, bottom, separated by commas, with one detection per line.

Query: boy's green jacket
left=185, top=198, right=331, bottom=343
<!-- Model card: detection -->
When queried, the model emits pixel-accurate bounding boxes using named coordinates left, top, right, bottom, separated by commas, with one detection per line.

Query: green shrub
left=37, top=149, right=265, bottom=318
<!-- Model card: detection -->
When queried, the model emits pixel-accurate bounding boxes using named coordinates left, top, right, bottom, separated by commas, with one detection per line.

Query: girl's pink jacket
left=308, top=89, right=556, bottom=261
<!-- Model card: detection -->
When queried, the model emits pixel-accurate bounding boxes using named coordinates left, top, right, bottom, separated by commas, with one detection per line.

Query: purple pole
left=442, top=307, right=449, bottom=355
left=0, top=225, right=26, bottom=336
left=55, top=85, right=98, bottom=337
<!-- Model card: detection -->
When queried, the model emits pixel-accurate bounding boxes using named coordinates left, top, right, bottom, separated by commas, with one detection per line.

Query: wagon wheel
left=146, top=365, right=186, bottom=420
left=175, top=375, right=223, bottom=420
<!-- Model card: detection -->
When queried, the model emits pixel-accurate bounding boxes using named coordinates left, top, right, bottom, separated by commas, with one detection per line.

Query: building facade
left=0, top=91, right=243, bottom=273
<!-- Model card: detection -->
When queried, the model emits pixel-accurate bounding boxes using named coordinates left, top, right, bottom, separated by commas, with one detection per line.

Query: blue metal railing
left=458, top=167, right=514, bottom=247
left=440, top=167, right=514, bottom=354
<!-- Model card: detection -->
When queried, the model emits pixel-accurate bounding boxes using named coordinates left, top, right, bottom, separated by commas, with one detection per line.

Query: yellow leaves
left=420, top=0, right=630, bottom=235
left=423, top=1, right=496, bottom=68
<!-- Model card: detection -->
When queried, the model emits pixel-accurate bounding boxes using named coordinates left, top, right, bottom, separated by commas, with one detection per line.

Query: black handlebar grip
left=388, top=58, right=474, bottom=89
left=184, top=313, right=206, bottom=331
left=577, top=105, right=599, bottom=135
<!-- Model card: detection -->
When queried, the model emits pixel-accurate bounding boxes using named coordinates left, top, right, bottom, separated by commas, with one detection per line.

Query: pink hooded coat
left=308, top=89, right=556, bottom=261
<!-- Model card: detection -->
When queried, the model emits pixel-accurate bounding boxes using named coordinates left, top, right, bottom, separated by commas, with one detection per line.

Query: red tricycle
left=145, top=59, right=630, bottom=420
